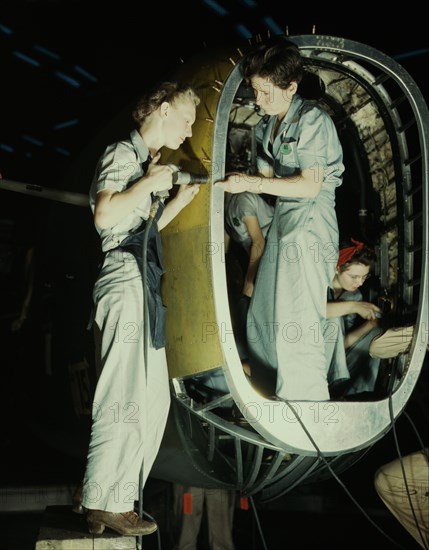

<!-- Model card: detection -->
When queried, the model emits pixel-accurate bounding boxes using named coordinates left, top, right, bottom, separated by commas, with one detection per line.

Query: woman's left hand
left=176, top=183, right=200, bottom=206
left=215, top=173, right=261, bottom=193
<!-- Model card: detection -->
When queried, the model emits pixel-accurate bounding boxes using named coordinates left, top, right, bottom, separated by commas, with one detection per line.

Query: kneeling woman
left=326, top=240, right=415, bottom=398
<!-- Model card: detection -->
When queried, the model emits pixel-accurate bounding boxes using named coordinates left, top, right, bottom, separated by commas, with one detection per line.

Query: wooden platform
left=36, top=505, right=136, bottom=549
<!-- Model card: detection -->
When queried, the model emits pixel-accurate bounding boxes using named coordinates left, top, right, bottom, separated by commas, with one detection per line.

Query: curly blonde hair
left=132, top=81, right=200, bottom=124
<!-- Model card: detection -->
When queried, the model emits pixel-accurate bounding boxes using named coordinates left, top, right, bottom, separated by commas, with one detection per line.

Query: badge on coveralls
left=280, top=143, right=291, bottom=155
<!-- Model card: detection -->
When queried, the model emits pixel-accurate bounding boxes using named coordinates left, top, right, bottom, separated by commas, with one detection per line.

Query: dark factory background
left=1, top=2, right=428, bottom=549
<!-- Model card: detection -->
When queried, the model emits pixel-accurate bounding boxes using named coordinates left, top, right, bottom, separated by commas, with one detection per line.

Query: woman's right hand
left=145, top=154, right=174, bottom=194
left=354, top=301, right=382, bottom=320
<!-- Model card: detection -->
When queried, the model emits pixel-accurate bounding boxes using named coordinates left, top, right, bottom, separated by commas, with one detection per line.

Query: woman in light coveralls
left=216, top=39, right=344, bottom=401
left=81, top=82, right=201, bottom=536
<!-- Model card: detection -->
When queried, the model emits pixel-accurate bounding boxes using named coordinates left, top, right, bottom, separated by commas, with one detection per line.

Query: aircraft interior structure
left=154, top=34, right=429, bottom=502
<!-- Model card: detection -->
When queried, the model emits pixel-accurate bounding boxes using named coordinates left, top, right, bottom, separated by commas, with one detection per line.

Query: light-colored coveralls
left=82, top=129, right=170, bottom=512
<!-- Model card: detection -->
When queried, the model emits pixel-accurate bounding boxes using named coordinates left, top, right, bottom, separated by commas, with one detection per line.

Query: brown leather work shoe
left=86, top=509, right=158, bottom=536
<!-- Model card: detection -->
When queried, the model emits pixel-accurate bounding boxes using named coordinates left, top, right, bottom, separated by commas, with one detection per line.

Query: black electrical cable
left=144, top=510, right=163, bottom=550
left=388, top=400, right=429, bottom=550
left=249, top=495, right=269, bottom=550
left=277, top=397, right=408, bottom=550
left=137, top=195, right=163, bottom=550
left=403, top=410, right=429, bottom=461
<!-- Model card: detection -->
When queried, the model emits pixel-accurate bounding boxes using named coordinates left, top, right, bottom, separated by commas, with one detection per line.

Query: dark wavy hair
left=240, top=39, right=304, bottom=89
left=132, top=81, right=200, bottom=124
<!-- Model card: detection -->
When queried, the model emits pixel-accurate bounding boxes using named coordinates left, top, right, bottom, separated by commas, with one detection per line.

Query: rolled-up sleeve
left=89, top=138, right=151, bottom=251
left=296, top=108, right=329, bottom=171
left=297, top=107, right=344, bottom=186
left=95, top=142, right=141, bottom=194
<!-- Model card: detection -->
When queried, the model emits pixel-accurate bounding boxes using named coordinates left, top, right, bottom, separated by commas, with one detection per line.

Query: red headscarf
left=337, top=238, right=366, bottom=267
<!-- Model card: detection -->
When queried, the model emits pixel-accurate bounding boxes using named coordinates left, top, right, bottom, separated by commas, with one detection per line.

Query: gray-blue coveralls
left=326, top=288, right=383, bottom=396
left=225, top=192, right=275, bottom=361
left=82, top=129, right=170, bottom=512
left=225, top=191, right=274, bottom=253
left=247, top=94, right=344, bottom=401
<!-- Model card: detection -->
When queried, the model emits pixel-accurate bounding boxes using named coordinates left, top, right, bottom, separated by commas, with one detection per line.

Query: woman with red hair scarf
left=326, top=239, right=415, bottom=398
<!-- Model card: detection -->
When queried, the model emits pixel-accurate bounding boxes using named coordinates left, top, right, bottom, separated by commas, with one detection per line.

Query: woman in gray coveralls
left=216, top=39, right=344, bottom=401
left=224, top=192, right=274, bottom=373
left=81, top=82, right=201, bottom=536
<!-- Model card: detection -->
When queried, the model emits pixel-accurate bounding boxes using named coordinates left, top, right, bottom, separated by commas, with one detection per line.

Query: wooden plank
left=36, top=505, right=136, bottom=549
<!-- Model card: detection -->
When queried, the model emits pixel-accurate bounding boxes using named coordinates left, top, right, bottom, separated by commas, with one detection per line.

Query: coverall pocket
left=275, top=139, right=299, bottom=176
